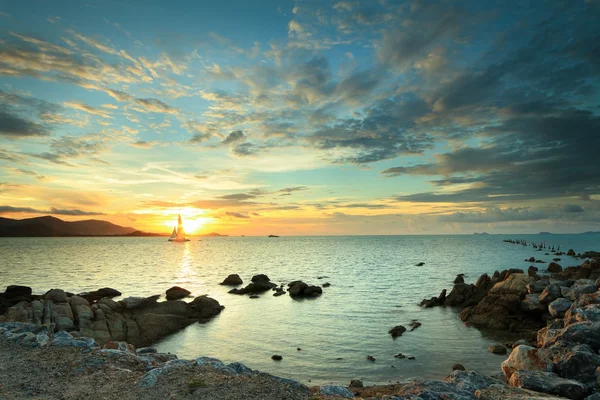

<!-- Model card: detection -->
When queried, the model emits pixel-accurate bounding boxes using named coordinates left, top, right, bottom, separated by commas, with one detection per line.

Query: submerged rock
left=389, top=325, right=407, bottom=338
left=489, top=344, right=507, bottom=355
left=220, top=274, right=243, bottom=286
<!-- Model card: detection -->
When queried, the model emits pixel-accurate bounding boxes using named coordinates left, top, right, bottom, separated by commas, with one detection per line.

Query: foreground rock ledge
left=0, top=287, right=224, bottom=347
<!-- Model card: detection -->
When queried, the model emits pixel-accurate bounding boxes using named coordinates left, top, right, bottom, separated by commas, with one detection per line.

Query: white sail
left=169, top=227, right=177, bottom=240
left=176, top=214, right=186, bottom=241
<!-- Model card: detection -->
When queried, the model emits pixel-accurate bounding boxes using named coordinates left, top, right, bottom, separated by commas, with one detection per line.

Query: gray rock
left=501, top=345, right=553, bottom=378
left=508, top=370, right=588, bottom=400
left=556, top=344, right=600, bottom=387
left=320, top=385, right=355, bottom=398
left=45, top=289, right=68, bottom=303
left=547, top=262, right=563, bottom=273
left=566, top=280, right=597, bottom=301
left=489, top=344, right=508, bottom=355
left=389, top=325, right=407, bottom=338
left=549, top=298, right=572, bottom=318
left=349, top=379, right=364, bottom=388
left=138, top=359, right=193, bottom=388
left=527, top=279, right=550, bottom=294
left=521, top=294, right=546, bottom=313
left=540, top=284, right=563, bottom=304
left=220, top=274, right=243, bottom=286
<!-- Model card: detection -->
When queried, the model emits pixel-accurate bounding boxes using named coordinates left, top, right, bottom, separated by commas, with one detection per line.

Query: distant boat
left=168, top=214, right=190, bottom=242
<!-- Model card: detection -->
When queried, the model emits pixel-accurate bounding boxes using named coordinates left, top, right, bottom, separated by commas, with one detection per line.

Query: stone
left=454, top=275, right=465, bottom=284
left=555, top=344, right=600, bottom=387
left=349, top=379, right=363, bottom=388
left=568, top=249, right=576, bottom=256
left=81, top=288, right=121, bottom=303
left=229, top=281, right=277, bottom=295
left=271, top=355, right=282, bottom=361
left=45, top=289, right=68, bottom=303
left=475, top=273, right=490, bottom=288
left=220, top=274, right=243, bottom=285
left=521, top=294, right=546, bottom=313
left=165, top=286, right=191, bottom=301
left=508, top=370, right=588, bottom=400
left=527, top=279, right=550, bottom=294
left=490, top=274, right=532, bottom=295
left=549, top=298, right=572, bottom=318
left=452, top=364, right=466, bottom=371
left=322, top=282, right=331, bottom=288
left=547, top=262, right=563, bottom=273
left=566, top=280, right=597, bottom=301
left=251, top=274, right=271, bottom=283
left=189, top=295, right=224, bottom=321
left=415, top=262, right=425, bottom=266
left=528, top=266, right=539, bottom=277
left=320, top=385, right=354, bottom=398
left=548, top=322, right=600, bottom=352
left=539, top=284, right=562, bottom=304
left=501, top=345, right=553, bottom=379
left=389, top=325, right=407, bottom=338
left=489, top=344, right=507, bottom=355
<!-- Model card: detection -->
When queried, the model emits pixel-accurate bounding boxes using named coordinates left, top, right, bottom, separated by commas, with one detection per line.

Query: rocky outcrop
left=0, top=287, right=223, bottom=347
left=165, top=286, right=191, bottom=301
left=220, top=274, right=243, bottom=286
left=287, top=281, right=323, bottom=298
left=228, top=275, right=277, bottom=295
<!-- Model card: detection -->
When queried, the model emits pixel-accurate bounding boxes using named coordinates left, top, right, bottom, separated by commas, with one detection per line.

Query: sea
left=1, top=234, right=598, bottom=385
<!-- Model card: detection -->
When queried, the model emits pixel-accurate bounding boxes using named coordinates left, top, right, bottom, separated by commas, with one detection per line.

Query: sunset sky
left=1, top=0, right=599, bottom=235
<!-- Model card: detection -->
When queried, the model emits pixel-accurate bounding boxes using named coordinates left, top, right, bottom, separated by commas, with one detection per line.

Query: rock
left=320, top=385, right=354, bottom=398
left=528, top=266, right=538, bottom=277
left=454, top=275, right=465, bottom=284
left=220, top=274, right=243, bottom=286
left=409, top=320, right=422, bottom=331
left=251, top=274, right=271, bottom=283
left=408, top=356, right=416, bottom=360
left=165, top=286, right=191, bottom=301
left=415, top=262, right=425, bottom=266
left=452, top=364, right=466, bottom=371
left=322, top=282, right=331, bottom=288
left=287, top=281, right=322, bottom=297
left=366, top=355, right=375, bottom=362
left=547, top=262, right=563, bottom=273
left=120, top=296, right=155, bottom=309
left=229, top=280, right=277, bottom=295
left=82, top=288, right=121, bottom=303
left=271, top=355, right=282, bottom=361
left=490, top=274, right=532, bottom=295
left=45, top=289, right=68, bottom=303
left=527, top=279, right=550, bottom=294
left=539, top=284, right=562, bottom=304
left=349, top=379, right=363, bottom=388
left=567, top=249, right=576, bottom=256
left=394, top=353, right=406, bottom=359
left=189, top=295, right=224, bottom=321
left=566, top=280, right=597, bottom=301
left=508, top=370, right=588, bottom=400
left=521, top=294, right=546, bottom=313
left=556, top=344, right=600, bottom=387
left=547, top=322, right=600, bottom=352
left=389, top=325, right=407, bottom=338
left=549, top=298, right=572, bottom=318
left=489, top=344, right=507, bottom=355
left=501, top=345, right=553, bottom=379
left=4, top=285, right=32, bottom=299
left=475, top=273, right=490, bottom=288
left=528, top=257, right=536, bottom=262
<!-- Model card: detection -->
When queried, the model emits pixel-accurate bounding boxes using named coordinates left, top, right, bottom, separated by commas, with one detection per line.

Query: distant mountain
left=538, top=232, right=553, bottom=235
left=473, top=232, right=490, bottom=235
left=200, top=232, right=228, bottom=237
left=0, top=216, right=144, bottom=237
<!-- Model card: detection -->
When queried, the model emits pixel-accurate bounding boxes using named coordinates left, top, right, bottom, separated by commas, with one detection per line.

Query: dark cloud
left=0, top=111, right=48, bottom=137
left=133, top=98, right=178, bottom=114
left=278, top=186, right=308, bottom=193
left=0, top=205, right=104, bottom=215
left=343, top=203, right=392, bottom=209
left=222, top=130, right=246, bottom=145
left=218, top=193, right=257, bottom=201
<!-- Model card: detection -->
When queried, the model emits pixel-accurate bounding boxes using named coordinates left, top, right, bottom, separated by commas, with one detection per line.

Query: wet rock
left=548, top=262, right=563, bottom=273
left=489, top=344, right=508, bottom=355
left=366, top=355, right=375, bottom=362
left=271, top=355, right=282, bottom=361
left=220, top=274, right=243, bottom=286
left=502, top=345, right=553, bottom=379
left=394, top=353, right=406, bottom=359
left=527, top=257, right=536, bottom=262
left=452, top=364, right=466, bottom=371
left=165, top=286, right=191, bottom=301
left=454, top=275, right=465, bottom=284
left=229, top=280, right=277, bottom=295
left=409, top=320, right=422, bottom=331
left=273, top=288, right=286, bottom=297
left=527, top=279, right=550, bottom=294
left=287, top=281, right=322, bottom=298
left=508, top=370, right=588, bottom=400
left=549, top=298, right=572, bottom=318
left=322, top=282, right=331, bottom=288
left=475, top=273, right=490, bottom=288
left=189, top=295, right=224, bottom=321
left=539, top=284, right=562, bottom=304
left=249, top=295, right=259, bottom=299
left=389, top=325, right=407, bottom=338
left=408, top=356, right=415, bottom=360
left=349, top=379, right=363, bottom=388
left=555, top=344, right=600, bottom=387
left=45, top=289, right=68, bottom=303
left=81, top=288, right=121, bottom=303
left=251, top=274, right=271, bottom=283
left=528, top=266, right=539, bottom=277
left=415, top=262, right=425, bottom=266
left=567, top=249, right=576, bottom=256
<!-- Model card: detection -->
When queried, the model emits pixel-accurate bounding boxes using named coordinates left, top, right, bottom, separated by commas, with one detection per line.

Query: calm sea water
left=1, top=234, right=598, bottom=385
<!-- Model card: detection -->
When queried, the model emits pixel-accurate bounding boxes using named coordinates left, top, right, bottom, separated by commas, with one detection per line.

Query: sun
left=162, top=207, right=214, bottom=234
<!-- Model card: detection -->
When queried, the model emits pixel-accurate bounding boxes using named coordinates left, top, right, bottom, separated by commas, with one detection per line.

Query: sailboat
left=168, top=214, right=190, bottom=242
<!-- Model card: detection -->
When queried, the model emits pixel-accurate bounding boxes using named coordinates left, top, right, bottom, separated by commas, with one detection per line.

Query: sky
left=0, top=0, right=599, bottom=235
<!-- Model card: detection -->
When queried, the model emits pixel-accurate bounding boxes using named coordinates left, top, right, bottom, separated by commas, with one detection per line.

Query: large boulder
left=508, top=370, right=588, bottom=400
left=539, top=284, right=562, bottom=304
left=389, top=325, right=407, bottom=338
left=189, top=295, right=225, bottom=321
left=287, top=281, right=323, bottom=298
left=549, top=298, right=572, bottom=318
left=228, top=281, right=277, bottom=295
left=555, top=344, right=600, bottom=387
left=547, top=262, right=563, bottom=273
left=521, top=294, right=546, bottom=313
left=490, top=274, right=532, bottom=295
left=220, top=274, right=243, bottom=286
left=80, top=288, right=121, bottom=303
left=545, top=322, right=600, bottom=351
left=165, top=286, right=191, bottom=301
left=251, top=274, right=271, bottom=283
left=565, top=280, right=597, bottom=301
left=45, top=289, right=68, bottom=303
left=501, top=345, right=553, bottom=379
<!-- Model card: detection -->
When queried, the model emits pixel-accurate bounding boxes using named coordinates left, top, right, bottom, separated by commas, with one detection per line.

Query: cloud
left=222, top=130, right=246, bottom=145
left=0, top=111, right=49, bottom=137
left=218, top=193, right=257, bottom=201
left=0, top=205, right=105, bottom=215
left=130, top=140, right=158, bottom=149
left=224, top=211, right=250, bottom=219
left=64, top=101, right=113, bottom=118
left=132, top=98, right=179, bottom=115
left=278, top=186, right=308, bottom=193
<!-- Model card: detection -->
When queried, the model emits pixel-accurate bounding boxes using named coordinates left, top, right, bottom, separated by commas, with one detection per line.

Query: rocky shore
left=2, top=253, right=600, bottom=399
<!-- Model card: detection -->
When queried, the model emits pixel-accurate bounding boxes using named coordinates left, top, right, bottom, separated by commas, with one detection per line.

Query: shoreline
left=2, top=252, right=600, bottom=398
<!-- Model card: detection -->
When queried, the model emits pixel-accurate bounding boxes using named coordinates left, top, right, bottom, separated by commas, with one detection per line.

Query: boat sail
left=168, top=214, right=190, bottom=242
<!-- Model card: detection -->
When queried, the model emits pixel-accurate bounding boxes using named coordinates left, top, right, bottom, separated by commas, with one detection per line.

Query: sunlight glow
left=161, top=207, right=214, bottom=234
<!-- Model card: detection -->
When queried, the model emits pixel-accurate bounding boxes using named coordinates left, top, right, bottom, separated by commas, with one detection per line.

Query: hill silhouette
left=0, top=216, right=150, bottom=237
